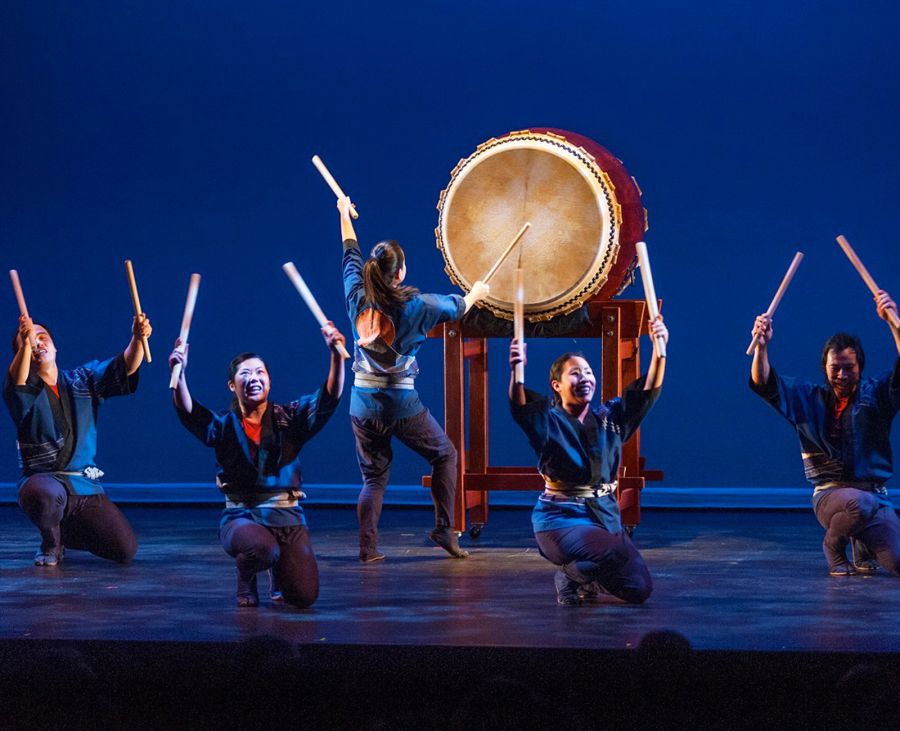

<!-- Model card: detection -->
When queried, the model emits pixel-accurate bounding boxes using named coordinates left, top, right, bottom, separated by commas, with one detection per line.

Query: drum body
left=436, top=129, right=646, bottom=321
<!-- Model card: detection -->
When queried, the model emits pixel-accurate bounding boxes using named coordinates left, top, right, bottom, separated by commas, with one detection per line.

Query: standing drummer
left=749, top=290, right=900, bottom=576
left=337, top=195, right=489, bottom=562
left=508, top=316, right=668, bottom=606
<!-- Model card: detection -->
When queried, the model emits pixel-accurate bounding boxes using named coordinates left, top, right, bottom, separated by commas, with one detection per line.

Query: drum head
left=437, top=129, right=644, bottom=321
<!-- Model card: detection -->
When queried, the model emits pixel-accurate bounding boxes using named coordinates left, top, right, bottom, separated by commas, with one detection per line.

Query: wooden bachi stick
left=745, top=251, right=804, bottom=355
left=124, top=260, right=152, bottom=363
left=481, top=222, right=531, bottom=285
left=311, top=155, right=358, bottom=219
left=168, top=274, right=201, bottom=389
left=282, top=262, right=350, bottom=359
left=513, top=259, right=525, bottom=384
left=635, top=241, right=666, bottom=359
left=9, top=270, right=37, bottom=348
left=836, top=235, right=900, bottom=328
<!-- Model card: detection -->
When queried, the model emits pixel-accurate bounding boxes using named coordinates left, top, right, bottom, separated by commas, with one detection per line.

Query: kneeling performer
left=4, top=314, right=150, bottom=565
left=749, top=290, right=900, bottom=576
left=169, top=325, right=345, bottom=608
left=508, top=317, right=667, bottom=606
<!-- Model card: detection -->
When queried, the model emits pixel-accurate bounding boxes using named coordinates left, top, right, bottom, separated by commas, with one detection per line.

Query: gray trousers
left=351, top=408, right=458, bottom=556
left=18, top=474, right=137, bottom=563
left=814, top=487, right=900, bottom=574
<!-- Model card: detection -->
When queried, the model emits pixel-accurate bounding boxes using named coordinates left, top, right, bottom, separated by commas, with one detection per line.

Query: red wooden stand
left=423, top=300, right=663, bottom=535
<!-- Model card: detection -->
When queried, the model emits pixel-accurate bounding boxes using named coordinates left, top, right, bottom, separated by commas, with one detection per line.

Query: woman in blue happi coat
left=508, top=316, right=668, bottom=606
left=169, top=324, right=345, bottom=608
left=4, top=313, right=152, bottom=566
left=336, top=195, right=489, bottom=562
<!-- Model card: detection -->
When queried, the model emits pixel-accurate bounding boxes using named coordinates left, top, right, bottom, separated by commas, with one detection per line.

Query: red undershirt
left=241, top=417, right=261, bottom=459
left=827, top=396, right=850, bottom=449
left=47, top=383, right=60, bottom=399
left=833, top=396, right=850, bottom=422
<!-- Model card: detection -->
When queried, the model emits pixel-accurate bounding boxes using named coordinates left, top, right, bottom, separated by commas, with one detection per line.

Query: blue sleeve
left=415, top=293, right=466, bottom=333
left=749, top=369, right=819, bottom=428
left=606, top=376, right=661, bottom=442
left=175, top=400, right=225, bottom=447
left=3, top=374, right=42, bottom=425
left=510, top=388, right=551, bottom=456
left=284, top=385, right=341, bottom=447
left=74, top=355, right=138, bottom=400
left=342, top=239, right=366, bottom=320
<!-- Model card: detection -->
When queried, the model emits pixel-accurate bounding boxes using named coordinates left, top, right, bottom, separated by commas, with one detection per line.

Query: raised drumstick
left=311, top=155, right=358, bottom=219
left=513, top=253, right=525, bottom=384
left=745, top=251, right=804, bottom=355
left=481, top=222, right=531, bottom=285
left=9, top=270, right=37, bottom=348
left=282, top=262, right=350, bottom=359
left=124, top=260, right=152, bottom=363
left=168, top=274, right=201, bottom=389
left=837, top=235, right=900, bottom=329
left=635, top=241, right=666, bottom=359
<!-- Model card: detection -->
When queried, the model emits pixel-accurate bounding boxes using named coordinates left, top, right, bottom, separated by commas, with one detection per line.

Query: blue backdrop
left=3, top=1, right=899, bottom=490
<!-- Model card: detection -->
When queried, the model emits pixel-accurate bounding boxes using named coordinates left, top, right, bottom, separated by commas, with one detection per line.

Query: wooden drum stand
left=423, top=299, right=663, bottom=537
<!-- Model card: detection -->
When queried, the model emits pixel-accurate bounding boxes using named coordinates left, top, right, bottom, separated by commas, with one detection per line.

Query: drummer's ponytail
left=363, top=240, right=419, bottom=310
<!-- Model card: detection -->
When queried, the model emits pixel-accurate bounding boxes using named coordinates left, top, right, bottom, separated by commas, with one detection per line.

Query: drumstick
left=513, top=253, right=525, bottom=384
left=168, top=274, right=201, bottom=389
left=481, top=222, right=531, bottom=285
left=745, top=251, right=804, bottom=355
left=9, top=270, right=37, bottom=349
left=836, top=235, right=900, bottom=329
left=635, top=241, right=666, bottom=359
left=311, top=155, right=358, bottom=220
left=124, top=260, right=152, bottom=363
left=282, top=262, right=350, bottom=359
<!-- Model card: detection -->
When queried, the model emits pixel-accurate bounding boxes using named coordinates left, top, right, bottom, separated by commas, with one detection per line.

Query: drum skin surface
left=436, top=129, right=646, bottom=321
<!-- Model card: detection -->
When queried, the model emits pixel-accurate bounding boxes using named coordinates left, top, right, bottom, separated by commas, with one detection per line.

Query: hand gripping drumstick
left=635, top=241, right=666, bottom=359
left=745, top=251, right=804, bottom=356
left=836, top=235, right=900, bottom=329
left=282, top=262, right=350, bottom=360
left=9, top=270, right=37, bottom=349
left=168, top=274, right=201, bottom=389
left=513, top=253, right=525, bottom=384
left=124, top=260, right=152, bottom=363
left=481, top=222, right=531, bottom=285
left=311, top=155, right=358, bottom=220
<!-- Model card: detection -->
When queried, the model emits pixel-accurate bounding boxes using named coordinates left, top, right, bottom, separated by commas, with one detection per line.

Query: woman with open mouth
left=508, top=315, right=668, bottom=606
left=169, top=324, right=345, bottom=608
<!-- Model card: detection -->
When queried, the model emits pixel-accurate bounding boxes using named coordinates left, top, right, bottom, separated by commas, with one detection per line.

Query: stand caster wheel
left=469, top=524, right=483, bottom=539
left=625, top=525, right=635, bottom=537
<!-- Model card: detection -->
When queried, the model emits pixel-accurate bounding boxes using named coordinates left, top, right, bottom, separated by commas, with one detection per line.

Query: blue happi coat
left=511, top=379, right=660, bottom=533
left=3, top=355, right=138, bottom=495
left=750, top=362, right=900, bottom=499
left=176, top=386, right=339, bottom=528
left=342, top=238, right=465, bottom=420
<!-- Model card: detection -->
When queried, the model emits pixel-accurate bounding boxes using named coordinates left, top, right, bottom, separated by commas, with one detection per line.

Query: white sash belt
left=353, top=374, right=415, bottom=390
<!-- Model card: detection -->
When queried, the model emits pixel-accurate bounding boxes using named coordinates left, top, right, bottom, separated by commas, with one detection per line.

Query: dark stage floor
left=2, top=505, right=899, bottom=654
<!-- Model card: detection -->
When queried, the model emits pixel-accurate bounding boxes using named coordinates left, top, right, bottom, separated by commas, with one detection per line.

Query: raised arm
left=750, top=313, right=773, bottom=386
left=875, top=290, right=900, bottom=356
left=168, top=338, right=193, bottom=413
left=124, top=314, right=153, bottom=376
left=643, top=314, right=669, bottom=390
left=508, top=338, right=527, bottom=406
left=338, top=195, right=357, bottom=242
left=9, top=315, right=33, bottom=386
left=321, top=322, right=347, bottom=400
